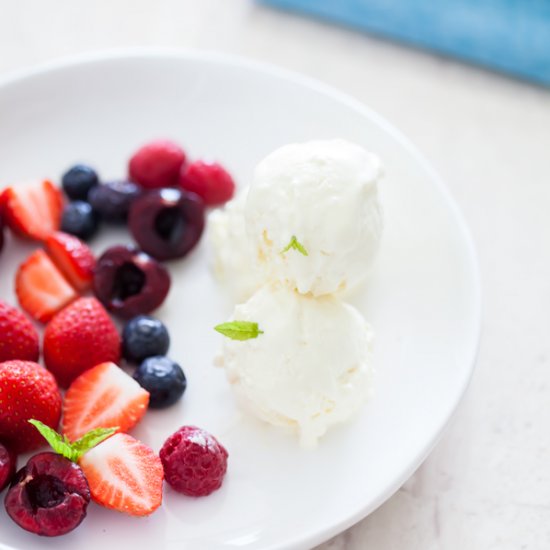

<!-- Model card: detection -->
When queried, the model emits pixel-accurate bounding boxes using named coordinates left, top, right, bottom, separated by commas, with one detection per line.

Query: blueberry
left=61, top=201, right=100, bottom=240
left=122, top=315, right=170, bottom=363
left=133, top=356, right=186, bottom=408
left=88, top=181, right=141, bottom=222
left=62, top=164, right=99, bottom=201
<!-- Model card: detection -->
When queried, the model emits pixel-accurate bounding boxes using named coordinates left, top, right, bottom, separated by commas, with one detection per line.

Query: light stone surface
left=1, top=1, right=549, bottom=548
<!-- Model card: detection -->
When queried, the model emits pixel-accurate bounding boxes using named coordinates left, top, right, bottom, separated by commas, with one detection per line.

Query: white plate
left=0, top=50, right=480, bottom=550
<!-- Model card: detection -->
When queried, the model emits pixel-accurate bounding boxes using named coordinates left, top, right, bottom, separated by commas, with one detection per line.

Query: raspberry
left=179, top=161, right=235, bottom=206
left=159, top=426, right=228, bottom=497
left=129, top=140, right=186, bottom=189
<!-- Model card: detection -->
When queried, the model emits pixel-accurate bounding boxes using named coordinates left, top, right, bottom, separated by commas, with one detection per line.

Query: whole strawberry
left=0, top=300, right=39, bottom=362
left=0, top=360, right=62, bottom=453
left=43, top=297, right=121, bottom=388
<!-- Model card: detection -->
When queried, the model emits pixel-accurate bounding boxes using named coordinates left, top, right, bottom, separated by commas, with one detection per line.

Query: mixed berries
left=0, top=139, right=232, bottom=537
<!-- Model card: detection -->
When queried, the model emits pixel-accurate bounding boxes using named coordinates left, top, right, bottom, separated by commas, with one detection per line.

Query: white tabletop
left=1, top=1, right=549, bottom=548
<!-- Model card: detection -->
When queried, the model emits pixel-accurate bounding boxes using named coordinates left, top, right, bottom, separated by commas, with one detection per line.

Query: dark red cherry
left=128, top=188, right=205, bottom=261
left=93, top=245, right=170, bottom=318
left=4, top=452, right=90, bottom=537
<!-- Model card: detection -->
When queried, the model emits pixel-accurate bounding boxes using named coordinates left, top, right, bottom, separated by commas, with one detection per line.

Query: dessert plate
left=0, top=50, right=480, bottom=550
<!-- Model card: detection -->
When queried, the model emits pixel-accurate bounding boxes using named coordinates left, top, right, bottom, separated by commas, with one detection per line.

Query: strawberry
left=1, top=180, right=64, bottom=241
left=62, top=362, right=149, bottom=441
left=15, top=249, right=77, bottom=323
left=0, top=360, right=62, bottom=453
left=43, top=298, right=121, bottom=388
left=45, top=232, right=96, bottom=292
left=0, top=300, right=39, bottom=362
left=79, top=433, right=163, bottom=516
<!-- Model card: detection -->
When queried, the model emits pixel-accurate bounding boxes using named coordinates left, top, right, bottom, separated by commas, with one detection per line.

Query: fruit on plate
left=0, top=299, right=39, bottom=362
left=128, top=188, right=205, bottom=261
left=129, top=139, right=186, bottom=189
left=1, top=180, right=64, bottom=241
left=0, top=441, right=16, bottom=492
left=15, top=249, right=78, bottom=323
left=79, top=432, right=163, bottom=516
left=160, top=426, right=228, bottom=496
left=62, top=361, right=149, bottom=441
left=133, top=356, right=186, bottom=409
left=180, top=160, right=235, bottom=206
left=0, top=360, right=62, bottom=453
left=0, top=211, right=4, bottom=255
left=4, top=452, right=90, bottom=537
left=61, top=200, right=100, bottom=241
left=45, top=232, right=96, bottom=292
left=43, top=297, right=121, bottom=388
left=122, top=315, right=170, bottom=363
left=61, top=164, right=99, bottom=201
left=88, top=180, right=141, bottom=222
left=93, top=245, right=171, bottom=318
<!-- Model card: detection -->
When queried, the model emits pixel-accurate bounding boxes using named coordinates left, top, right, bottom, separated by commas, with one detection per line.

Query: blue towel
left=260, top=0, right=550, bottom=86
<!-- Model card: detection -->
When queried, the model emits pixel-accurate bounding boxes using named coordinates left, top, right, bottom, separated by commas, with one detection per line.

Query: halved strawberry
left=15, top=249, right=77, bottom=323
left=79, top=432, right=163, bottom=516
left=62, top=362, right=149, bottom=441
left=45, top=232, right=96, bottom=291
left=2, top=180, right=64, bottom=241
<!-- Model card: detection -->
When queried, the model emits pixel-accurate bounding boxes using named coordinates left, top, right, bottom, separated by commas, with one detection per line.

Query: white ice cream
left=208, top=191, right=260, bottom=301
left=221, top=284, right=373, bottom=447
left=245, top=139, right=383, bottom=296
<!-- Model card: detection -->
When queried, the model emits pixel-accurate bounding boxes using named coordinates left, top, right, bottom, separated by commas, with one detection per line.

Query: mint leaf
left=29, top=419, right=118, bottom=462
left=214, top=321, right=264, bottom=341
left=72, top=427, right=118, bottom=456
left=28, top=419, right=78, bottom=461
left=280, top=235, right=308, bottom=256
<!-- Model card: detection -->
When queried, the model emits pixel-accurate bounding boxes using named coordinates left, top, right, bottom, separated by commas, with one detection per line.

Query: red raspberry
left=179, top=161, right=235, bottom=206
left=160, top=426, right=228, bottom=497
left=129, top=140, right=186, bottom=189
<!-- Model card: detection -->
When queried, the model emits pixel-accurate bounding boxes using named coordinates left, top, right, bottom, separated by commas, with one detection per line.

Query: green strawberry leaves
left=29, top=419, right=118, bottom=462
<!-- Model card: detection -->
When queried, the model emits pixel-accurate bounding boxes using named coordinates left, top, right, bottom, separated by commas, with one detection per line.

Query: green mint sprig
left=29, top=419, right=118, bottom=462
left=280, top=235, right=308, bottom=256
left=214, top=321, right=264, bottom=341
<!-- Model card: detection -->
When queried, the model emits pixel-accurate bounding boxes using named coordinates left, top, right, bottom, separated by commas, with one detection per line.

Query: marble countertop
left=1, top=1, right=549, bottom=548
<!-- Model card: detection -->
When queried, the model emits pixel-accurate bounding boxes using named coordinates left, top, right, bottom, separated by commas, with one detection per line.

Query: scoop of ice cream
left=208, top=191, right=260, bottom=301
left=245, top=139, right=383, bottom=296
left=220, top=283, right=373, bottom=447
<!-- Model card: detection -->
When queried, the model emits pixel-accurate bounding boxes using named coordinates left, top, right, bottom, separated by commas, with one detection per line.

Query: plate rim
left=0, top=48, right=482, bottom=550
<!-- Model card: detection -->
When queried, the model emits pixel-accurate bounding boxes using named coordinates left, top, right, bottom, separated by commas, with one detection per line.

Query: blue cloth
left=260, top=0, right=550, bottom=85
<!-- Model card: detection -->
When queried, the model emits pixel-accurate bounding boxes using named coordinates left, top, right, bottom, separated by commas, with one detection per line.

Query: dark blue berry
left=122, top=315, right=170, bottom=362
left=88, top=181, right=141, bottom=222
left=133, top=356, right=186, bottom=408
left=61, top=201, right=99, bottom=240
left=61, top=164, right=99, bottom=201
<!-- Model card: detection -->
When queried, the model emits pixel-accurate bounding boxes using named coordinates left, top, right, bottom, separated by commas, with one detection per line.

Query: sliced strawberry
left=15, top=249, right=77, bottom=323
left=2, top=180, right=64, bottom=241
left=62, top=362, right=149, bottom=441
left=45, top=231, right=96, bottom=291
left=79, top=433, right=163, bottom=516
